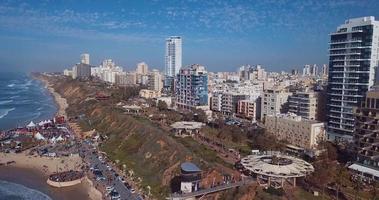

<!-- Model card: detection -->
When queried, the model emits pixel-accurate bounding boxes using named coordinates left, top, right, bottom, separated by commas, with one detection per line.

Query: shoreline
left=36, top=76, right=68, bottom=118
left=0, top=74, right=103, bottom=200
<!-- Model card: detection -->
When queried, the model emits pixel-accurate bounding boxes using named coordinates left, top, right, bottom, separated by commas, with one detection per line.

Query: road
left=80, top=140, right=144, bottom=200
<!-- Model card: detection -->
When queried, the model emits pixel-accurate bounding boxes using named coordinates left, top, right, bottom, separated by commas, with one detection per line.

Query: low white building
left=265, top=113, right=325, bottom=150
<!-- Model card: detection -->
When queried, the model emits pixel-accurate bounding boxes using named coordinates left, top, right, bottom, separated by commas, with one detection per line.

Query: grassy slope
left=49, top=76, right=230, bottom=199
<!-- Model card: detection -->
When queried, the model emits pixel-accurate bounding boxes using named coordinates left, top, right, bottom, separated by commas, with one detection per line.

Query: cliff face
left=49, top=77, right=205, bottom=199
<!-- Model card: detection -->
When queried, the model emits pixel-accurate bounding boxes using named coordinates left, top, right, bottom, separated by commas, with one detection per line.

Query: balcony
left=329, top=39, right=363, bottom=44
left=329, top=30, right=363, bottom=35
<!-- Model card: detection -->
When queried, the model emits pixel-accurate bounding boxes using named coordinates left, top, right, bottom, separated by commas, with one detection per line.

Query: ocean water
left=0, top=72, right=57, bottom=130
left=0, top=180, right=52, bottom=200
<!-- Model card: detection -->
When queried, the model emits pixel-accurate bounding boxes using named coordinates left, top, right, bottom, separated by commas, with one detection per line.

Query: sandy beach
left=0, top=75, right=103, bottom=200
left=37, top=76, right=68, bottom=118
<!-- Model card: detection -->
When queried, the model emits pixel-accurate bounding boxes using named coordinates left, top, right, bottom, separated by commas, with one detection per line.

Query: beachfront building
left=175, top=64, right=208, bottom=110
left=72, top=63, right=91, bottom=79
left=265, top=113, right=326, bottom=150
left=91, top=59, right=124, bottom=84
left=261, top=88, right=292, bottom=121
left=327, top=16, right=379, bottom=141
left=351, top=86, right=379, bottom=181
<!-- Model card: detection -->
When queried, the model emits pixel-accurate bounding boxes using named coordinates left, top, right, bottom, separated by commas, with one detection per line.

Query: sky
left=0, top=0, right=378, bottom=73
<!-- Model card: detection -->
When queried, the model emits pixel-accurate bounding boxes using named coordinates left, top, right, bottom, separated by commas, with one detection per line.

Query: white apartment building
left=265, top=113, right=326, bottom=150
left=80, top=53, right=90, bottom=65
left=261, top=89, right=292, bottom=121
left=91, top=59, right=123, bottom=84
left=165, top=36, right=182, bottom=77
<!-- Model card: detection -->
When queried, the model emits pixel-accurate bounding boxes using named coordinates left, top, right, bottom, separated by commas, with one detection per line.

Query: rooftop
left=181, top=162, right=201, bottom=173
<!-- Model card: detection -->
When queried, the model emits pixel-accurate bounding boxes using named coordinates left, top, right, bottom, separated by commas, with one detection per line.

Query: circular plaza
left=239, top=153, right=314, bottom=188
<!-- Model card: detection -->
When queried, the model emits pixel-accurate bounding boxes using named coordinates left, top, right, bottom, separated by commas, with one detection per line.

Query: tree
left=369, top=181, right=379, bottom=200
left=334, top=165, right=352, bottom=200
left=307, top=159, right=335, bottom=199
left=193, top=109, right=207, bottom=123
left=157, top=100, right=168, bottom=111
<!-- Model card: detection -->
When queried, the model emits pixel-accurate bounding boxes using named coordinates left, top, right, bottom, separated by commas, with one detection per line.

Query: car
left=110, top=191, right=121, bottom=199
left=130, top=188, right=136, bottom=193
left=106, top=186, right=114, bottom=192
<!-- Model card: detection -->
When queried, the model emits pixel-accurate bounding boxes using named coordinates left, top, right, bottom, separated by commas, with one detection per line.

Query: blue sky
left=0, top=0, right=378, bottom=72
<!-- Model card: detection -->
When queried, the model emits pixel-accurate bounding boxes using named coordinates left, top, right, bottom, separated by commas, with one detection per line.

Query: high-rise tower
left=327, top=16, right=379, bottom=141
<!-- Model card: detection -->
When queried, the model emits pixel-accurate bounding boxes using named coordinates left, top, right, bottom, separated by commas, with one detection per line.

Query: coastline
left=36, top=76, right=68, bottom=118
left=0, top=74, right=103, bottom=200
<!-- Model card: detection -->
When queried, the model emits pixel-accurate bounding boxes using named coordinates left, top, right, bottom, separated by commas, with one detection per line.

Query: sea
left=0, top=72, right=57, bottom=130
left=0, top=72, right=57, bottom=200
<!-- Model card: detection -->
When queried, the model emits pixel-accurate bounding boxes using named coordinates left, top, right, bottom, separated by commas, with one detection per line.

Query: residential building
left=352, top=86, right=379, bottom=179
left=261, top=89, right=292, bottom=121
left=288, top=90, right=319, bottom=120
left=148, top=69, right=163, bottom=92
left=176, top=64, right=208, bottom=110
left=72, top=63, right=91, bottom=79
left=63, top=69, right=73, bottom=77
left=80, top=53, right=90, bottom=65
left=136, top=62, right=149, bottom=75
left=322, top=64, right=328, bottom=77
left=303, top=65, right=310, bottom=76
left=165, top=36, right=182, bottom=90
left=221, top=92, right=248, bottom=116
left=327, top=16, right=379, bottom=141
left=265, top=113, right=326, bottom=150
left=237, top=99, right=261, bottom=122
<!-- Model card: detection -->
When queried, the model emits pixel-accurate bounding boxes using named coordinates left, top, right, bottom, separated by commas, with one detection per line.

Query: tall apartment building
left=327, top=16, right=379, bottom=140
left=72, top=63, right=91, bottom=79
left=136, top=62, right=149, bottom=75
left=353, top=86, right=379, bottom=175
left=148, top=69, right=163, bottom=92
left=80, top=53, right=90, bottom=65
left=176, top=64, right=208, bottom=110
left=265, top=113, right=326, bottom=150
left=288, top=90, right=319, bottom=120
left=261, top=89, right=292, bottom=121
left=165, top=36, right=182, bottom=90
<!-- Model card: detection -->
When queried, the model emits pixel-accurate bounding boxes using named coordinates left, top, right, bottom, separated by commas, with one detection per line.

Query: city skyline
left=0, top=1, right=379, bottom=73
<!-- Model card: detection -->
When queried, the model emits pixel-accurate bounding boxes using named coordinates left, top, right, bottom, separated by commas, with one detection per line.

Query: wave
left=0, top=100, right=13, bottom=105
left=0, top=180, right=52, bottom=200
left=7, top=84, right=15, bottom=88
left=0, top=108, right=15, bottom=119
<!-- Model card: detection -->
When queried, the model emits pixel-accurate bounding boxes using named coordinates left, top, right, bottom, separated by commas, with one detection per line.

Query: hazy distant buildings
left=72, top=63, right=91, bottom=79
left=327, top=16, right=379, bottom=140
left=176, top=64, right=208, bottom=110
left=136, top=62, right=149, bottom=75
left=165, top=36, right=182, bottom=91
left=80, top=53, right=90, bottom=65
